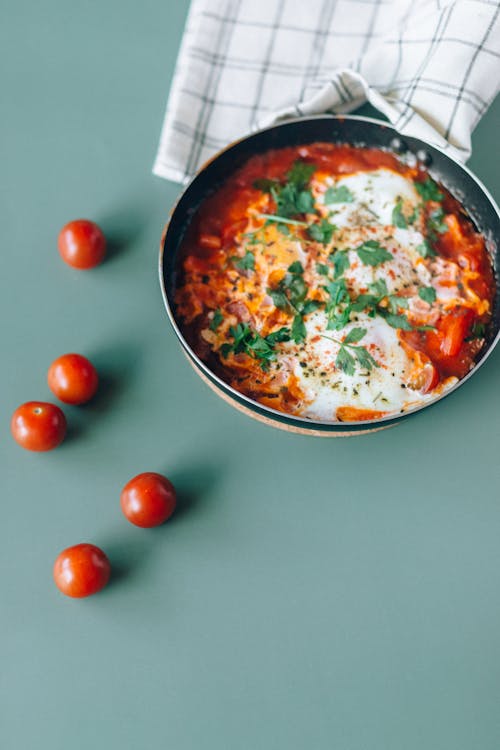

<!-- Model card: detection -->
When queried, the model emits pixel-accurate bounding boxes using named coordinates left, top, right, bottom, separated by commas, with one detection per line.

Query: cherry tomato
left=58, top=219, right=106, bottom=269
left=48, top=353, right=98, bottom=405
left=53, top=543, right=111, bottom=598
left=120, top=472, right=177, bottom=528
left=11, top=401, right=66, bottom=451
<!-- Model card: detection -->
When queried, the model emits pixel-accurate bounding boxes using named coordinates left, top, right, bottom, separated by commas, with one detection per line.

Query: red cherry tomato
left=53, top=543, right=111, bottom=598
left=58, top=219, right=106, bottom=269
left=48, top=353, right=98, bottom=405
left=11, top=401, right=66, bottom=451
left=120, top=472, right=177, bottom=528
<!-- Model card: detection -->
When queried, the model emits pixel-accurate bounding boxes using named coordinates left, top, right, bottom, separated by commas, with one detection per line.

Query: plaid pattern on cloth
left=153, top=0, right=500, bottom=183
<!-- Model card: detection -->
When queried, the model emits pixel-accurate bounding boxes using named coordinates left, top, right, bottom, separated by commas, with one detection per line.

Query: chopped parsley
left=219, top=323, right=291, bottom=370
left=348, top=278, right=411, bottom=328
left=321, top=327, right=378, bottom=376
left=355, top=239, right=393, bottom=267
left=254, top=160, right=317, bottom=219
left=323, top=278, right=350, bottom=330
left=392, top=198, right=408, bottom=229
left=466, top=321, right=486, bottom=341
left=316, top=262, right=330, bottom=276
left=415, top=177, right=444, bottom=202
left=209, top=308, right=224, bottom=331
left=324, top=185, right=355, bottom=204
left=427, top=207, right=448, bottom=239
left=377, top=309, right=413, bottom=330
left=267, top=261, right=320, bottom=343
left=231, top=250, right=255, bottom=271
left=331, top=249, right=350, bottom=278
left=416, top=238, right=437, bottom=258
left=308, top=218, right=336, bottom=245
left=418, top=286, right=437, bottom=304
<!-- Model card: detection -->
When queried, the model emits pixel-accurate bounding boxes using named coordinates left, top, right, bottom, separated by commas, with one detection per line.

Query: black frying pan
left=159, top=116, right=500, bottom=435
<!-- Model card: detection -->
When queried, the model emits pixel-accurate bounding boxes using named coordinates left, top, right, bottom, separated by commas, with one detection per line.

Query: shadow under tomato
left=82, top=341, right=146, bottom=415
left=97, top=194, right=154, bottom=264
left=100, top=536, right=155, bottom=588
left=163, top=462, right=221, bottom=523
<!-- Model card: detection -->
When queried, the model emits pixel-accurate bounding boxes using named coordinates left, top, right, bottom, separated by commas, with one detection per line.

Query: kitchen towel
left=153, top=0, right=500, bottom=183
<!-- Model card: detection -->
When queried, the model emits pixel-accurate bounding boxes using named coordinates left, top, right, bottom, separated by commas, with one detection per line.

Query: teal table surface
left=2, top=3, right=500, bottom=749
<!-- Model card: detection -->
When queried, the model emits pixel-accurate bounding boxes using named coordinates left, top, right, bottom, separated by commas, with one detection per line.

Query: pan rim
left=159, top=114, right=500, bottom=430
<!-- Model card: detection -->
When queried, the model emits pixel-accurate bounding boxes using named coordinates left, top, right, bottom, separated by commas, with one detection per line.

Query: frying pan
left=159, top=115, right=500, bottom=436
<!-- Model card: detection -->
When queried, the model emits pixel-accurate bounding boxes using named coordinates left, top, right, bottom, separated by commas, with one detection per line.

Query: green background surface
left=2, top=2, right=500, bottom=748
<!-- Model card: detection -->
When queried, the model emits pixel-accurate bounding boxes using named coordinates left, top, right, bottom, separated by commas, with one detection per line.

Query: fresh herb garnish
left=392, top=198, right=407, bottom=229
left=287, top=261, right=303, bottom=274
left=220, top=323, right=291, bottom=370
left=324, top=185, right=355, bottom=204
left=418, top=286, right=437, bottom=304
left=323, top=278, right=350, bottom=330
left=209, top=308, right=224, bottom=331
left=316, top=262, right=330, bottom=276
left=308, top=218, right=336, bottom=245
left=291, top=314, right=307, bottom=343
left=355, top=240, right=393, bottom=267
left=331, top=249, right=350, bottom=278
left=466, top=321, right=486, bottom=341
left=378, top=308, right=413, bottom=330
left=230, top=250, right=255, bottom=271
left=267, top=261, right=319, bottom=343
left=321, top=327, right=378, bottom=376
left=415, top=177, right=444, bottom=202
left=416, top=239, right=437, bottom=258
left=427, top=207, right=448, bottom=239
left=254, top=160, right=317, bottom=219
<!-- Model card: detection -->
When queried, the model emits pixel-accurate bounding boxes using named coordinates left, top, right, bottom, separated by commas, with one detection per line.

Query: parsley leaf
left=291, top=314, right=307, bottom=343
left=415, top=177, right=443, bottom=202
left=336, top=345, right=356, bottom=376
left=268, top=288, right=289, bottom=310
left=316, top=262, right=330, bottom=276
left=416, top=239, right=437, bottom=258
left=354, top=346, right=378, bottom=370
left=392, top=198, right=407, bottom=229
left=344, top=327, right=367, bottom=345
left=323, top=279, right=351, bottom=330
left=331, top=249, right=350, bottom=278
left=286, top=160, right=316, bottom=189
left=308, top=219, right=336, bottom=245
left=356, top=240, right=393, bottom=267
left=266, top=261, right=317, bottom=343
left=378, top=309, right=413, bottom=330
left=264, top=327, right=291, bottom=346
left=302, top=300, right=322, bottom=315
left=209, top=308, right=224, bottom=332
left=418, top=286, right=437, bottom=304
left=324, top=185, right=355, bottom=204
left=466, top=321, right=486, bottom=341
left=220, top=323, right=291, bottom=370
left=368, top=279, right=389, bottom=298
left=253, top=177, right=278, bottom=193
left=427, top=207, right=448, bottom=239
left=265, top=160, right=317, bottom=219
left=231, top=251, right=255, bottom=271
left=322, top=328, right=378, bottom=375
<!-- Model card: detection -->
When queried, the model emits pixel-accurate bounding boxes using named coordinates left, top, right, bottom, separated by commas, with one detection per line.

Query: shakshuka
left=174, top=143, right=495, bottom=422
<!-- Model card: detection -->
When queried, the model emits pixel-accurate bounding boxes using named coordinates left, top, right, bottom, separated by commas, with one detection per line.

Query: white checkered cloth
left=153, top=0, right=500, bottom=184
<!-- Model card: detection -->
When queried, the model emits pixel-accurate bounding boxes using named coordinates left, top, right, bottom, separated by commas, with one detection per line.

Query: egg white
left=285, top=310, right=437, bottom=420
left=314, top=168, right=421, bottom=228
